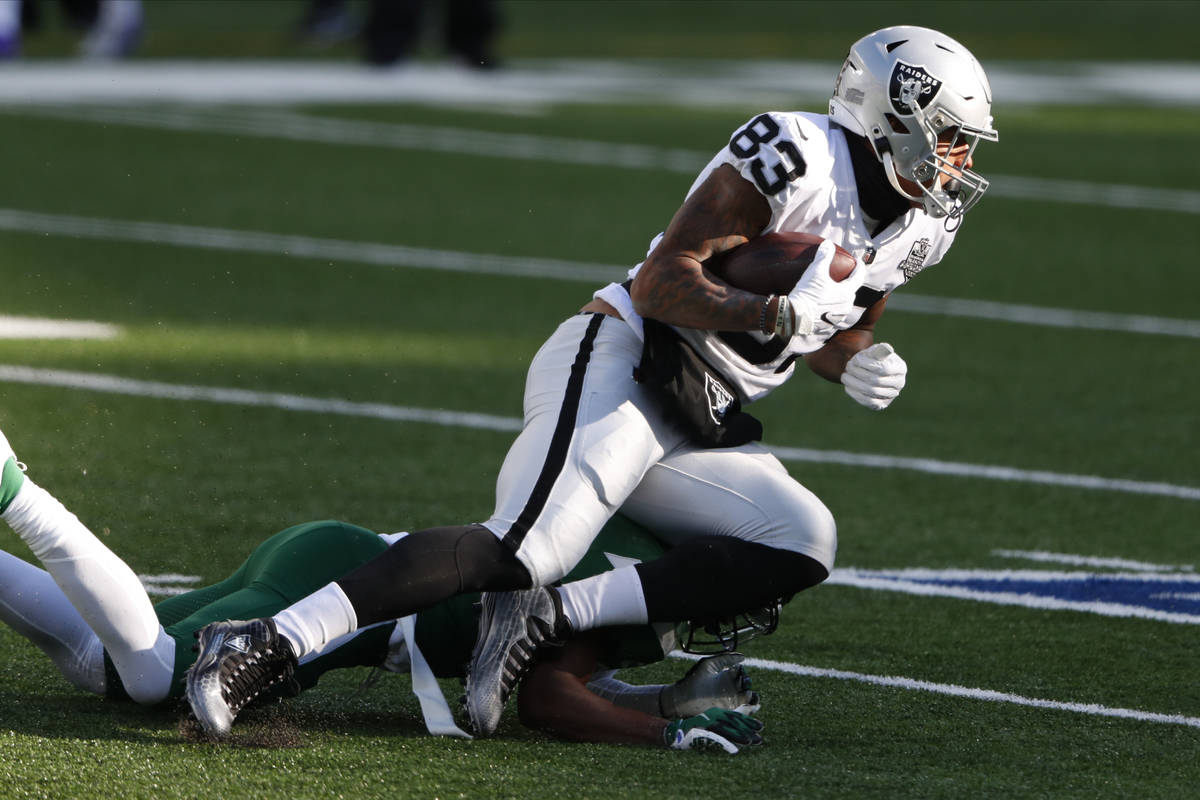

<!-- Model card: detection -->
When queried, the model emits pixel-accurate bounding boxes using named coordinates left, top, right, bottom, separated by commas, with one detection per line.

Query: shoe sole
left=464, top=590, right=552, bottom=737
left=185, top=622, right=236, bottom=738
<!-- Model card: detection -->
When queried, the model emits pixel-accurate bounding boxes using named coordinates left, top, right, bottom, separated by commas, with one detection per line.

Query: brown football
left=706, top=232, right=856, bottom=295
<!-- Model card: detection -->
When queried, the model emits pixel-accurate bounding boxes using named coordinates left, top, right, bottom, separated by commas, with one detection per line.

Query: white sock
left=272, top=582, right=358, bottom=659
left=0, top=549, right=107, bottom=695
left=557, top=566, right=648, bottom=632
left=1, top=479, right=174, bottom=704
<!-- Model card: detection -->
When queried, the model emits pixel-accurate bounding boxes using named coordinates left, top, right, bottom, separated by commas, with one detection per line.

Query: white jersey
left=596, top=111, right=957, bottom=403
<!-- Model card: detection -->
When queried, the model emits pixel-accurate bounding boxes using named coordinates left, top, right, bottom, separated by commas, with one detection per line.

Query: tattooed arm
left=629, top=164, right=772, bottom=331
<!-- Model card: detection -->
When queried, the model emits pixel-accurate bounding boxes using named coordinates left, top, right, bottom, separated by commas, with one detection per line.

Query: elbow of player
left=628, top=276, right=659, bottom=319
left=628, top=260, right=682, bottom=320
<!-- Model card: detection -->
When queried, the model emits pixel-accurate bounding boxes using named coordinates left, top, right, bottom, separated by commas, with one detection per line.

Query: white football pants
left=1, top=478, right=175, bottom=704
left=482, top=313, right=837, bottom=586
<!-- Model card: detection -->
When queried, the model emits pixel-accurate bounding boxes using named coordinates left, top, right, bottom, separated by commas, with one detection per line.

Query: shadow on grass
left=0, top=688, right=439, bottom=749
left=178, top=698, right=439, bottom=749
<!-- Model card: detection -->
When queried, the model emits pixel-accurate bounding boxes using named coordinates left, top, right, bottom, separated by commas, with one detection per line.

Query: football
left=706, top=232, right=856, bottom=295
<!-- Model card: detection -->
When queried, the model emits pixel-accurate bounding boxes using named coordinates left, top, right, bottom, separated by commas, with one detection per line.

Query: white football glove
left=841, top=342, right=908, bottom=410
left=663, top=708, right=764, bottom=754
left=783, top=240, right=865, bottom=337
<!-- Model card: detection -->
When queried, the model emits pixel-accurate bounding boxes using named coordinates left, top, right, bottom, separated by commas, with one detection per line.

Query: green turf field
left=1, top=2, right=1197, bottom=798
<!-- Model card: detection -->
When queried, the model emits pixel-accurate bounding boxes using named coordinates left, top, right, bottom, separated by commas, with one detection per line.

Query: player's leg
left=503, top=443, right=834, bottom=650
left=162, top=521, right=387, bottom=695
left=180, top=521, right=415, bottom=735
left=482, top=314, right=680, bottom=586
left=331, top=523, right=529, bottom=628
left=459, top=315, right=688, bottom=734
left=466, top=445, right=828, bottom=736
left=0, top=549, right=107, bottom=694
left=189, top=315, right=676, bottom=735
left=0, top=430, right=174, bottom=704
left=616, top=442, right=834, bottom=622
left=557, top=443, right=833, bottom=633
left=281, top=314, right=670, bottom=650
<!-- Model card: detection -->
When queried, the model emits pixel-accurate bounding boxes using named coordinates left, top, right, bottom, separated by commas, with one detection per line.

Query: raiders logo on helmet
left=888, top=61, right=943, bottom=116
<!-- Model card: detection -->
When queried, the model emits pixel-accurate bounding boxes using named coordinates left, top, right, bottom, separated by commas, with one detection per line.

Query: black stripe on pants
left=502, top=312, right=606, bottom=551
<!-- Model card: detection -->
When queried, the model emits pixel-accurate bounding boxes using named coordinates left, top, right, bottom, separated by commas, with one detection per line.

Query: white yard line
left=0, top=315, right=119, bottom=340
left=0, top=364, right=523, bottom=433
left=6, top=103, right=1200, bottom=216
left=669, top=652, right=1200, bottom=730
left=137, top=573, right=201, bottom=597
left=1, top=59, right=1197, bottom=108
left=2, top=208, right=1197, bottom=339
left=991, top=549, right=1195, bottom=572
left=0, top=363, right=1196, bottom=502
left=768, top=446, right=1200, bottom=501
left=0, top=207, right=622, bottom=283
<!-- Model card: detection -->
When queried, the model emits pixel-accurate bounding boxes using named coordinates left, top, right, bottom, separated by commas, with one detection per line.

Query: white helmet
left=828, top=26, right=998, bottom=220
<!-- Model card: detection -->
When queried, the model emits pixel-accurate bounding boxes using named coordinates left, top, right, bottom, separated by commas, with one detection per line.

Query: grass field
left=1, top=2, right=1198, bottom=798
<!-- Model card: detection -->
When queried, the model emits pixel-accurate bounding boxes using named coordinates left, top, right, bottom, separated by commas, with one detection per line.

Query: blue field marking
left=828, top=567, right=1200, bottom=624
left=911, top=570, right=1200, bottom=615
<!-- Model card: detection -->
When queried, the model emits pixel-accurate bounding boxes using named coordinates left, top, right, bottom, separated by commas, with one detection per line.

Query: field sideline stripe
left=7, top=104, right=1200, bottom=216
left=768, top=445, right=1200, bottom=500
left=1, top=208, right=1197, bottom=340
left=1, top=363, right=1196, bottom=502
left=670, top=653, right=1200, bottom=729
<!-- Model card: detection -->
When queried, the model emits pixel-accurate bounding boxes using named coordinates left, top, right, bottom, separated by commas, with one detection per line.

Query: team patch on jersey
left=705, top=372, right=735, bottom=424
left=889, top=61, right=943, bottom=115
left=898, top=238, right=932, bottom=280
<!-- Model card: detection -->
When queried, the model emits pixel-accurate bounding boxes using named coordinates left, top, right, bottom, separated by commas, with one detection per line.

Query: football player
left=0, top=428, right=760, bottom=752
left=187, top=25, right=997, bottom=738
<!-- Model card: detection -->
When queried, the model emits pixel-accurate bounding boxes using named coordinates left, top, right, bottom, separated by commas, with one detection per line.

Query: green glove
left=663, top=707, right=764, bottom=754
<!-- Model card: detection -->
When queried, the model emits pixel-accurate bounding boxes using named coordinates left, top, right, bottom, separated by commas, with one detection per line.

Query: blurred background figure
left=296, top=0, right=500, bottom=69
left=78, top=0, right=141, bottom=59
left=0, top=0, right=18, bottom=57
left=0, top=0, right=141, bottom=59
left=294, top=0, right=360, bottom=47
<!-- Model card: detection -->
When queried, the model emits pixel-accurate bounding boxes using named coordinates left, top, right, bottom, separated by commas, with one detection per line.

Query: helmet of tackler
left=678, top=603, right=781, bottom=655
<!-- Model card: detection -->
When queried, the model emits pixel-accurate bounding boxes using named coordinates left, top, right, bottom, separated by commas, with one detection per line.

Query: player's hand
left=661, top=653, right=760, bottom=718
left=841, top=342, right=908, bottom=410
left=784, top=240, right=865, bottom=337
left=663, top=707, right=764, bottom=754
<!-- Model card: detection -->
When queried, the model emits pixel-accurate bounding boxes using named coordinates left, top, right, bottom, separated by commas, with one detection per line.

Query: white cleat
left=185, top=618, right=297, bottom=738
left=463, top=587, right=571, bottom=737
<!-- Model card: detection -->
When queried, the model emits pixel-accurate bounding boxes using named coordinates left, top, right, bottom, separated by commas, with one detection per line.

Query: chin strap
left=881, top=151, right=957, bottom=220
left=880, top=152, right=922, bottom=204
